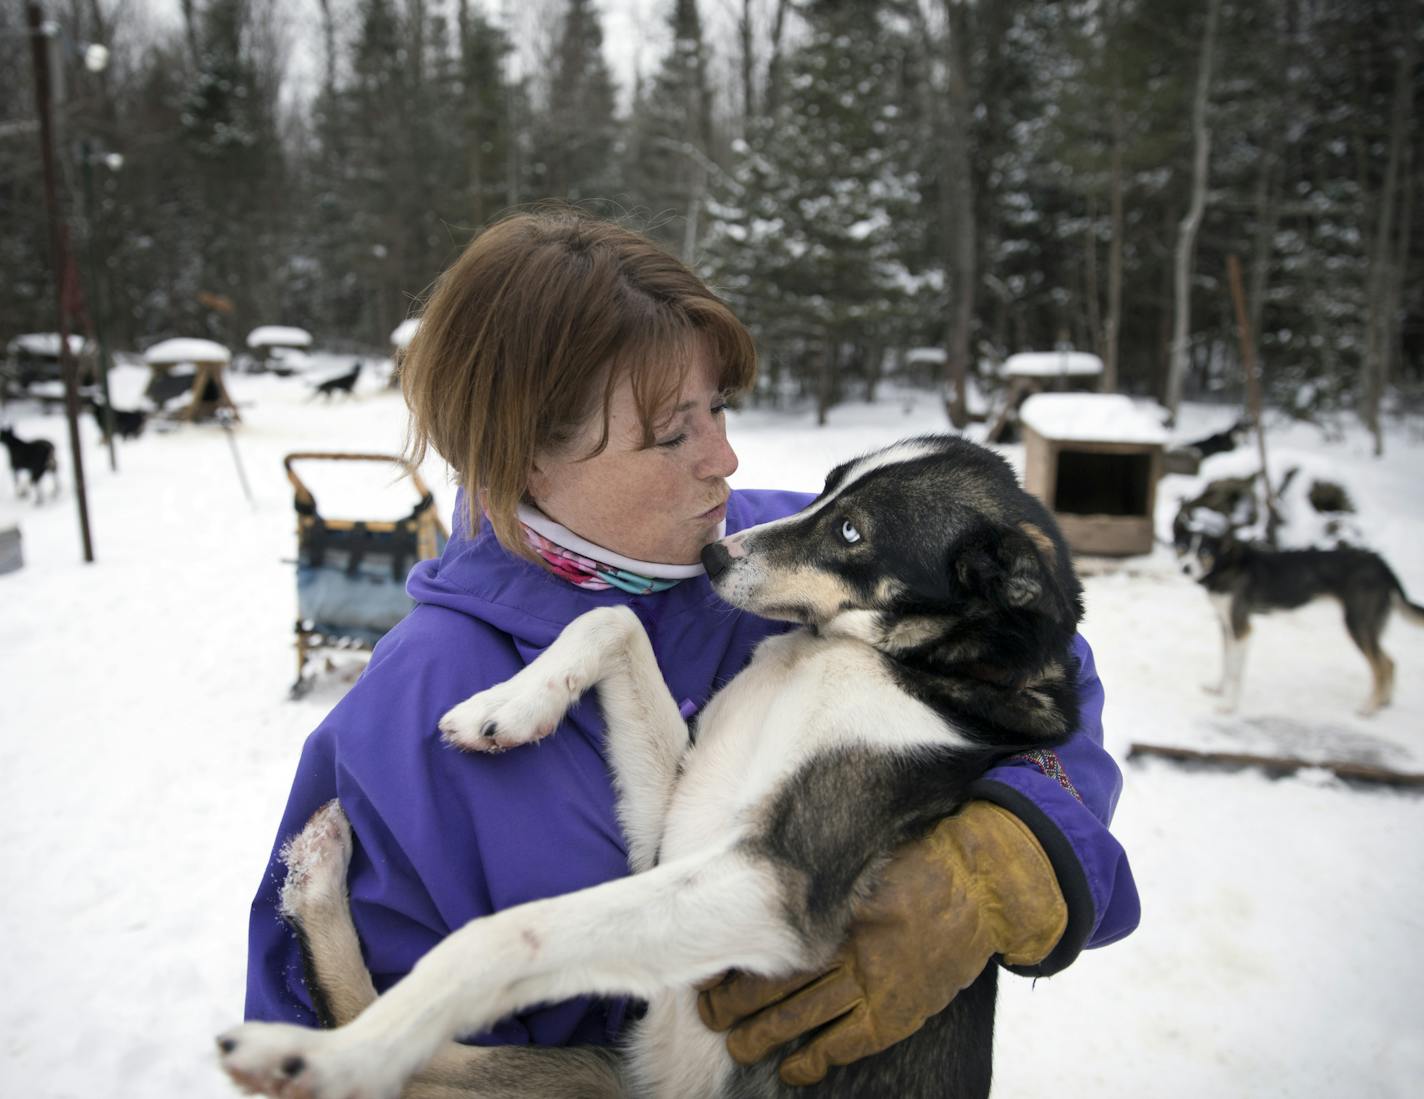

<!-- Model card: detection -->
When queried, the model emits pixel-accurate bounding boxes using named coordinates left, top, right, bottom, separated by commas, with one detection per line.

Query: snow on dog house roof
left=247, top=326, right=313, bottom=350
left=143, top=337, right=231, bottom=365
left=390, top=318, right=420, bottom=349
left=1003, top=351, right=1104, bottom=378
left=1019, top=392, right=1169, bottom=445
left=6, top=333, right=88, bottom=358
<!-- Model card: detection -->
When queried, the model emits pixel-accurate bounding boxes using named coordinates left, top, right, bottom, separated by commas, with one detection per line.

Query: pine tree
left=702, top=0, right=927, bottom=421
left=178, top=0, right=287, bottom=342
left=529, top=0, right=619, bottom=202
left=456, top=1, right=516, bottom=228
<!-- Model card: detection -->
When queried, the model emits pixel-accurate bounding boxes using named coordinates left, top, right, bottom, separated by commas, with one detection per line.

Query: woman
left=245, top=208, right=1140, bottom=1085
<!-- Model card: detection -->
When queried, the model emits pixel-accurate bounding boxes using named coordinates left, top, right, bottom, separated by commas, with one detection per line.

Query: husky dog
left=1, top=426, right=58, bottom=501
left=1183, top=416, right=1251, bottom=460
left=218, top=435, right=1085, bottom=1099
left=86, top=396, right=148, bottom=441
left=312, top=362, right=362, bottom=399
left=1176, top=524, right=1424, bottom=716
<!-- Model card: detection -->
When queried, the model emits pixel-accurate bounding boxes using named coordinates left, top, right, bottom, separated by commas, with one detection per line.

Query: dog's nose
left=701, top=542, right=732, bottom=580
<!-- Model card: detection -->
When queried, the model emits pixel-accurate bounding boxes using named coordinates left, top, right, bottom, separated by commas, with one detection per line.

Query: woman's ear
left=526, top=459, right=549, bottom=507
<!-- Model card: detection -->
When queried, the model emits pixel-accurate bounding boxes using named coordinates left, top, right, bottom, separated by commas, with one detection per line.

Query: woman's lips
left=698, top=499, right=728, bottom=522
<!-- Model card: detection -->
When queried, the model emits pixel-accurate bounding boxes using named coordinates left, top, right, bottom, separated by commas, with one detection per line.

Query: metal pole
left=27, top=0, right=95, bottom=563
left=80, top=137, right=118, bottom=472
left=218, top=410, right=255, bottom=509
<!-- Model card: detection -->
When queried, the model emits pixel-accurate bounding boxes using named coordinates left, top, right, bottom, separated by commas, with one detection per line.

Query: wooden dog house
left=1019, top=393, right=1168, bottom=557
left=986, top=350, right=1104, bottom=443
left=247, top=325, right=313, bottom=374
left=142, top=337, right=239, bottom=421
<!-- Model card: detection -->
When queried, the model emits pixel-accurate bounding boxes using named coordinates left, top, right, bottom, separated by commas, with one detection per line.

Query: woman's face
left=527, top=344, right=740, bottom=565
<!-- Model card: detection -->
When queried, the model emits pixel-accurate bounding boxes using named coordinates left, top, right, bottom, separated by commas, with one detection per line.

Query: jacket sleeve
left=968, top=633, right=1140, bottom=977
left=242, top=721, right=464, bottom=1025
left=244, top=616, right=630, bottom=1047
left=242, top=720, right=578, bottom=1044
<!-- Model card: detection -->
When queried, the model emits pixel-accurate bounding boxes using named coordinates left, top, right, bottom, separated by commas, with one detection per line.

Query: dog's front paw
left=217, top=1022, right=398, bottom=1099
left=438, top=671, right=583, bottom=753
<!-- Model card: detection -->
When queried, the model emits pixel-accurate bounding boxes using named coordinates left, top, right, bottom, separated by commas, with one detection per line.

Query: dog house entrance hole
left=1053, top=450, right=1152, bottom=517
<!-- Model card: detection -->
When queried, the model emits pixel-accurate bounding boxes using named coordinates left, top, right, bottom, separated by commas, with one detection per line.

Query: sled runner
left=284, top=452, right=447, bottom=698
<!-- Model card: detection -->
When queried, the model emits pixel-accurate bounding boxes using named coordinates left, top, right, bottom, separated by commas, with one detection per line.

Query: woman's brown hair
left=400, top=206, right=757, bottom=558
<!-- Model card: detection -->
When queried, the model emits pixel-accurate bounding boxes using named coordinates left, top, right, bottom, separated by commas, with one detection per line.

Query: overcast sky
left=137, top=0, right=740, bottom=110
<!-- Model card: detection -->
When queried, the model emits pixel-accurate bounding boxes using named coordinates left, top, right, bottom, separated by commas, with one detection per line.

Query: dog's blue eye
left=840, top=521, right=861, bottom=544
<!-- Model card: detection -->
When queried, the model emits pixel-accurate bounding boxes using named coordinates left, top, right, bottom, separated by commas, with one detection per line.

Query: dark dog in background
left=1184, top=416, right=1251, bottom=459
left=1175, top=523, right=1423, bottom=716
left=1, top=426, right=58, bottom=501
left=312, top=362, right=362, bottom=400
left=86, top=397, right=148, bottom=441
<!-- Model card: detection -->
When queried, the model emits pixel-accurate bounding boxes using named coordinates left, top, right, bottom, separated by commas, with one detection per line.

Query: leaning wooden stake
left=1128, top=742, right=1424, bottom=789
left=1227, top=253, right=1282, bottom=543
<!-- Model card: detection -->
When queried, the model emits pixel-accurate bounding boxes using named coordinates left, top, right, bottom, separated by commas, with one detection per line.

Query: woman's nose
left=698, top=421, right=738, bottom=480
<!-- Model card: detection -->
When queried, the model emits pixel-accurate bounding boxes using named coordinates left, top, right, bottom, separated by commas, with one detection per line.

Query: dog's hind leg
left=276, top=802, right=627, bottom=1099
left=441, top=606, right=689, bottom=873
left=1344, top=597, right=1393, bottom=716
left=219, top=844, right=803, bottom=1099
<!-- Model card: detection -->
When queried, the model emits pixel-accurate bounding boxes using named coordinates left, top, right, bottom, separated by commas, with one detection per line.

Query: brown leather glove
left=697, top=800, right=1068, bottom=1086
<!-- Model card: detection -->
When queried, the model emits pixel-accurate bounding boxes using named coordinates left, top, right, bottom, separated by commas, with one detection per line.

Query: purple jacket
left=245, top=488, right=1139, bottom=1043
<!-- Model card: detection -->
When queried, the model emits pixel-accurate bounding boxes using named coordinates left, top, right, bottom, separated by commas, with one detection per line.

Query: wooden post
left=27, top=1, right=95, bottom=563
left=1227, top=253, right=1281, bottom=542
left=1129, top=742, right=1424, bottom=790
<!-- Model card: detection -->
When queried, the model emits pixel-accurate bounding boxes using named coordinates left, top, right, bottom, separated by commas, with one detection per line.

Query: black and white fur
left=218, top=435, right=1085, bottom=1099
left=1176, top=522, right=1424, bottom=716
left=1183, top=416, right=1250, bottom=459
left=1, top=426, right=58, bottom=501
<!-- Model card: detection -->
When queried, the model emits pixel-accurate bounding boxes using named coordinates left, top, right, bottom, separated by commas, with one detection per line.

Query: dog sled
left=284, top=452, right=447, bottom=698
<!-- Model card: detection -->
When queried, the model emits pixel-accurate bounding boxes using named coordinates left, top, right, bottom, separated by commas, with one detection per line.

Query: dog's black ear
left=953, top=522, right=1047, bottom=610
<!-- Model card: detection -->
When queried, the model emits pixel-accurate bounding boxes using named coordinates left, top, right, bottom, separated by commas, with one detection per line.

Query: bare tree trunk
left=1386, top=134, right=1415, bottom=388
left=764, top=0, right=791, bottom=120
left=738, top=0, right=755, bottom=134
left=316, top=0, right=337, bottom=94
left=941, top=0, right=974, bottom=429
left=504, top=30, right=521, bottom=208
left=1165, top=0, right=1222, bottom=423
left=1103, top=0, right=1124, bottom=393
left=1083, top=199, right=1102, bottom=362
left=817, top=336, right=837, bottom=427
left=865, top=340, right=884, bottom=403
left=1246, top=132, right=1283, bottom=362
left=179, top=0, right=199, bottom=57
left=1245, top=0, right=1293, bottom=360
left=681, top=161, right=706, bottom=264
left=1361, top=14, right=1416, bottom=456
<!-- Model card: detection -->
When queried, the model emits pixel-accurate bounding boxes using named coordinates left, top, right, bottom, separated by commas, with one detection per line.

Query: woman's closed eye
left=656, top=401, right=728, bottom=449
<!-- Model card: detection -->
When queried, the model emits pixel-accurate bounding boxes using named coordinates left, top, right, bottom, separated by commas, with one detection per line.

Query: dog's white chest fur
left=658, top=630, right=962, bottom=865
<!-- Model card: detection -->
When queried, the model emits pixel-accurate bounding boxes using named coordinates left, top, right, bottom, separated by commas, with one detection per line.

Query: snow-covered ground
left=1, top=357, right=1421, bottom=1097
